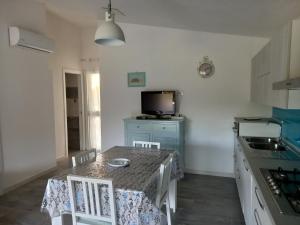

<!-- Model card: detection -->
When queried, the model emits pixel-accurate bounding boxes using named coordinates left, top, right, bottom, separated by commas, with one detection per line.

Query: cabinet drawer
left=153, top=136, right=179, bottom=151
left=153, top=123, right=177, bottom=133
left=126, top=122, right=152, bottom=131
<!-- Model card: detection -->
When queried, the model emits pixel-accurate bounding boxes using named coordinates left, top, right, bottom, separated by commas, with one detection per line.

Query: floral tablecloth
left=41, top=146, right=184, bottom=225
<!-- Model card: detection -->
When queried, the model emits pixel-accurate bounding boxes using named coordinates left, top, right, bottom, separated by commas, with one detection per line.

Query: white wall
left=0, top=0, right=56, bottom=190
left=47, top=11, right=82, bottom=158
left=81, top=24, right=271, bottom=176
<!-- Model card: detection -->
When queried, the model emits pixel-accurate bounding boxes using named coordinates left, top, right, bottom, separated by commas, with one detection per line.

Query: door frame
left=62, top=68, right=86, bottom=157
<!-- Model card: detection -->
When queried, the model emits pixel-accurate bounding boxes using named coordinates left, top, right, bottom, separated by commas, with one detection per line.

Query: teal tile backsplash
left=273, top=107, right=300, bottom=148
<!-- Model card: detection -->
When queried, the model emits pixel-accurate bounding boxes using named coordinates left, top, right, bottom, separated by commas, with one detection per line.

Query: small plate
left=107, top=158, right=130, bottom=167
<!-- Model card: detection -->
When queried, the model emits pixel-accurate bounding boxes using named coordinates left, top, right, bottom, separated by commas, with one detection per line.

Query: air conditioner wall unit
left=9, top=26, right=54, bottom=53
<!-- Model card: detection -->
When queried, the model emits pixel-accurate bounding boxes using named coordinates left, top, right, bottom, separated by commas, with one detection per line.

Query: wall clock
left=198, top=56, right=215, bottom=78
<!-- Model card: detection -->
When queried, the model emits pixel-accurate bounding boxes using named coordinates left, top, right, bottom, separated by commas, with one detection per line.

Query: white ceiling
left=43, top=0, right=300, bottom=37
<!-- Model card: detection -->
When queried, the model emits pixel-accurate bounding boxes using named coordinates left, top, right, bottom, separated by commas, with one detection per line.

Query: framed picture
left=128, top=72, right=146, bottom=87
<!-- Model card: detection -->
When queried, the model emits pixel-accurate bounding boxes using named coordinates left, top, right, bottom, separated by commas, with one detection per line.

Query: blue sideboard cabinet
left=124, top=117, right=185, bottom=166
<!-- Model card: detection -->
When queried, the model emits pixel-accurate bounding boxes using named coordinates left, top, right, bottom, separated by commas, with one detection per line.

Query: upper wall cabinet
left=289, top=18, right=300, bottom=79
left=255, top=42, right=271, bottom=77
left=251, top=22, right=293, bottom=108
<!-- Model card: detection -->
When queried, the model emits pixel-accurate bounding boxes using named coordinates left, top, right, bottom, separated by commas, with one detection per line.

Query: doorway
left=63, top=70, right=85, bottom=156
left=85, top=72, right=101, bottom=151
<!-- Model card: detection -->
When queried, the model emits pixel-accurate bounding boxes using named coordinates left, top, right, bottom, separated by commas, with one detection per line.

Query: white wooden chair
left=133, top=141, right=160, bottom=149
left=72, top=149, right=97, bottom=167
left=155, top=154, right=173, bottom=225
left=156, top=154, right=173, bottom=225
left=67, top=175, right=117, bottom=225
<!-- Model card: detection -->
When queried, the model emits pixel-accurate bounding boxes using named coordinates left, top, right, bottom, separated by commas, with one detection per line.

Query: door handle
left=255, top=187, right=264, bottom=210
left=254, top=209, right=262, bottom=225
left=243, top=159, right=249, bottom=171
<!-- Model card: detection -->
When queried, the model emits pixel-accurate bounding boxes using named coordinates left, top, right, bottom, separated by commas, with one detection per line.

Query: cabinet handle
left=254, top=209, right=262, bottom=225
left=243, top=159, right=249, bottom=171
left=236, top=169, right=241, bottom=180
left=255, top=187, right=264, bottom=210
left=237, top=144, right=241, bottom=152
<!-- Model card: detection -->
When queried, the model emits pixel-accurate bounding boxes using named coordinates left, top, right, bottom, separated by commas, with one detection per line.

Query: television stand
left=154, top=115, right=172, bottom=120
left=124, top=117, right=185, bottom=167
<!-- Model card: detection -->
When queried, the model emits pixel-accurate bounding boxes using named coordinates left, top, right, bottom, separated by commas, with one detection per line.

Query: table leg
left=51, top=216, right=62, bottom=225
left=169, top=179, right=177, bottom=213
left=51, top=214, right=72, bottom=225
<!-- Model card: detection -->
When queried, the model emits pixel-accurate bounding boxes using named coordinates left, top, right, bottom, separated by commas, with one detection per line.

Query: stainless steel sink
left=244, top=137, right=278, bottom=144
left=248, top=143, right=286, bottom=151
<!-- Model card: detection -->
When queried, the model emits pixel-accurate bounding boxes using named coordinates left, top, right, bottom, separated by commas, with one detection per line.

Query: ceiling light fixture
left=94, top=0, right=125, bottom=46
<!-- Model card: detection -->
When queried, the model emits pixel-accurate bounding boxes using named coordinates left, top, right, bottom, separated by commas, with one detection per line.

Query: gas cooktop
left=261, top=167, right=300, bottom=216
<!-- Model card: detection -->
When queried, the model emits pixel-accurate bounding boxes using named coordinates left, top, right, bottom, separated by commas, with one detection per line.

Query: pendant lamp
left=94, top=0, right=125, bottom=46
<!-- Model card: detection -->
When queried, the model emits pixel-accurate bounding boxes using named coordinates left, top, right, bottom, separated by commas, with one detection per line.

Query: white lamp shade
left=95, top=13, right=125, bottom=46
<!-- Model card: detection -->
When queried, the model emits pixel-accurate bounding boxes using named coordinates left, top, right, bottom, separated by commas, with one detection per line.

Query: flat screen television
left=141, top=91, right=176, bottom=116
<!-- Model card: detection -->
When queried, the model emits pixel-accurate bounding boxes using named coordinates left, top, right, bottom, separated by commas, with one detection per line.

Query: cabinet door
left=126, top=132, right=152, bottom=146
left=256, top=51, right=263, bottom=77
left=255, top=74, right=268, bottom=105
left=251, top=23, right=291, bottom=107
left=233, top=135, right=238, bottom=177
left=240, top=155, right=252, bottom=225
left=252, top=181, right=274, bottom=225
left=289, top=18, right=300, bottom=79
left=236, top=142, right=244, bottom=210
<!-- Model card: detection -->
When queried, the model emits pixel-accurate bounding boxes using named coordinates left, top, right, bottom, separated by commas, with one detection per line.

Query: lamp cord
left=108, top=0, right=112, bottom=14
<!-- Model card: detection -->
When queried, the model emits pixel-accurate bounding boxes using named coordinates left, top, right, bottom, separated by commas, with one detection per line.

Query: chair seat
left=77, top=217, right=112, bottom=225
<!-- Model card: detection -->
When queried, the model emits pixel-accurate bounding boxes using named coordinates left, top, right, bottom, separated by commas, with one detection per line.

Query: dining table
left=41, top=146, right=184, bottom=225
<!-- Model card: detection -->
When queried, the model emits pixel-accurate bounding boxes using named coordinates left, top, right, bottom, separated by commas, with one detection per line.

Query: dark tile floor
left=175, top=174, right=245, bottom=225
left=0, top=159, right=244, bottom=225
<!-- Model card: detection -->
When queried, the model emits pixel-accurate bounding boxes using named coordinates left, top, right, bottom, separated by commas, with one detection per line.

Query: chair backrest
left=156, top=154, right=173, bottom=208
left=133, top=141, right=160, bottom=149
left=71, top=149, right=97, bottom=167
left=67, top=175, right=117, bottom=225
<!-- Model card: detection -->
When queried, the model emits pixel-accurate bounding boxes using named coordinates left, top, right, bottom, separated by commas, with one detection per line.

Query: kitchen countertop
left=234, top=117, right=278, bottom=124
left=238, top=136, right=300, bottom=225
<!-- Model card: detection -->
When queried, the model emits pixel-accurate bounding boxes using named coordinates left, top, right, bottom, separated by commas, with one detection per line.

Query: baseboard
left=56, top=155, right=68, bottom=161
left=0, top=164, right=57, bottom=196
left=184, top=168, right=235, bottom=178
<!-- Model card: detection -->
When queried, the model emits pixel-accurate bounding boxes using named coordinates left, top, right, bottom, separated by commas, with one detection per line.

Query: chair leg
left=166, top=195, right=172, bottom=225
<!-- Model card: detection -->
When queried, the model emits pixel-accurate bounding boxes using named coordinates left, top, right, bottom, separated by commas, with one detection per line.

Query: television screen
left=141, top=91, right=176, bottom=116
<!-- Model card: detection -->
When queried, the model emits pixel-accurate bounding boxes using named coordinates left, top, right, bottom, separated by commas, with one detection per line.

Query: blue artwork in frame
left=128, top=72, right=146, bottom=87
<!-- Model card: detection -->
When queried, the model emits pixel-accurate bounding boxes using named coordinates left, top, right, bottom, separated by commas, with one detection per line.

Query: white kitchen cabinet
left=254, top=42, right=271, bottom=78
left=252, top=179, right=274, bottom=225
left=240, top=153, right=252, bottom=225
left=288, top=90, right=300, bottom=109
left=0, top=131, right=3, bottom=195
left=251, top=23, right=291, bottom=108
left=250, top=42, right=271, bottom=106
left=234, top=137, right=253, bottom=225
left=289, top=17, right=300, bottom=79
left=235, top=140, right=244, bottom=208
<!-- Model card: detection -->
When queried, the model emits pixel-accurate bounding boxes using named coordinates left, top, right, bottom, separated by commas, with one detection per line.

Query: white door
left=85, top=72, right=101, bottom=151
